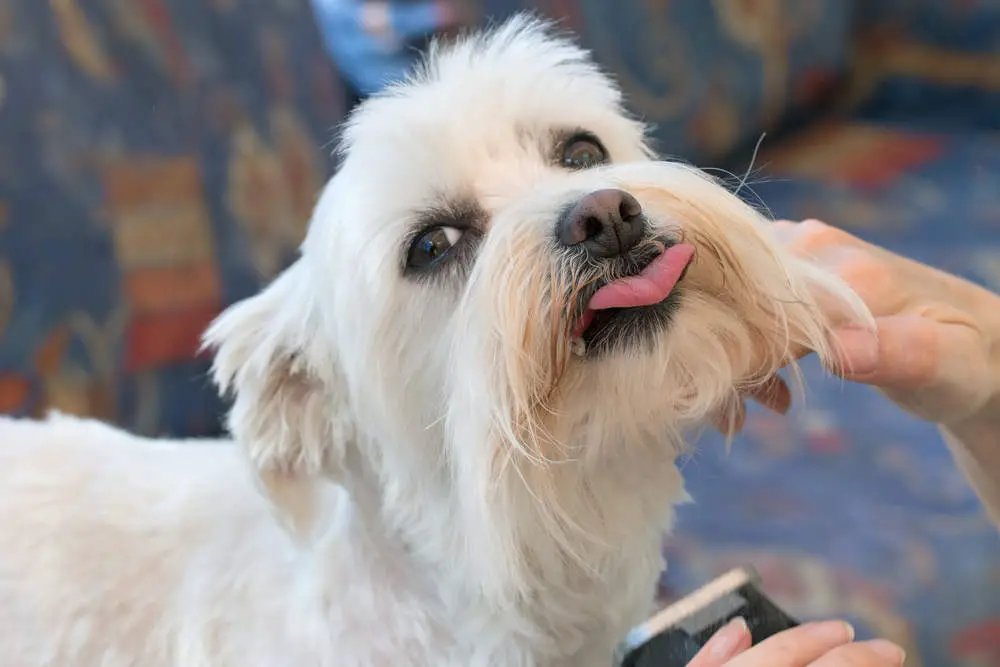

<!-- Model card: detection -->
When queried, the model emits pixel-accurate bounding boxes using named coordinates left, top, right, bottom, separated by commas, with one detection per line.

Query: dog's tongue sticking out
left=572, top=243, right=696, bottom=339
left=588, top=243, right=696, bottom=310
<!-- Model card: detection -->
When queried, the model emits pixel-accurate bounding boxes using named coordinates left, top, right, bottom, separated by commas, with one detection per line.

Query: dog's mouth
left=571, top=241, right=695, bottom=355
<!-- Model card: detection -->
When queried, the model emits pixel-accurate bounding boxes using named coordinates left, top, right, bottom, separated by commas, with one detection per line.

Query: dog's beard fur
left=203, top=15, right=871, bottom=665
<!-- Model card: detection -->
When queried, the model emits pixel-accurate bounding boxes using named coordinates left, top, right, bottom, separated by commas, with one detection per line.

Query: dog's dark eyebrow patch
left=412, top=197, right=488, bottom=232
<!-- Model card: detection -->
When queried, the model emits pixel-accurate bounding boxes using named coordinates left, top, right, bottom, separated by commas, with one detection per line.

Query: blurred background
left=1, top=1, right=999, bottom=664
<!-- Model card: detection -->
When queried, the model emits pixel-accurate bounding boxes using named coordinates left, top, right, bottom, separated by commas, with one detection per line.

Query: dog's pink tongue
left=588, top=243, right=696, bottom=311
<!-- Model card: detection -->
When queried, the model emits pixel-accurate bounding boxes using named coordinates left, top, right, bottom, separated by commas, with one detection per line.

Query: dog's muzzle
left=556, top=189, right=696, bottom=356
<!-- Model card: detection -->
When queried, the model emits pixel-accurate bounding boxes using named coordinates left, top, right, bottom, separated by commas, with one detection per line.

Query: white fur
left=0, top=16, right=872, bottom=667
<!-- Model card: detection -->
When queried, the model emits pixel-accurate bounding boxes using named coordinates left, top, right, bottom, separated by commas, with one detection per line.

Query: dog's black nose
left=556, top=189, right=645, bottom=257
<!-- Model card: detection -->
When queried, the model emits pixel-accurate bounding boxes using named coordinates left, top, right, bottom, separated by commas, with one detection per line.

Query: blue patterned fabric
left=483, top=0, right=853, bottom=163
left=850, top=0, right=1000, bottom=131
left=0, top=0, right=344, bottom=434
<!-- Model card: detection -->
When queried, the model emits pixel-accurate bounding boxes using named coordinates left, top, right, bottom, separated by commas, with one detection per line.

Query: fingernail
left=868, top=639, right=906, bottom=665
left=807, top=620, right=855, bottom=642
left=832, top=327, right=879, bottom=376
left=708, top=617, right=750, bottom=659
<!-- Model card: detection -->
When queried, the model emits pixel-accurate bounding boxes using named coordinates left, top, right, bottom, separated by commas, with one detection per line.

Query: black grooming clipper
left=619, top=567, right=799, bottom=667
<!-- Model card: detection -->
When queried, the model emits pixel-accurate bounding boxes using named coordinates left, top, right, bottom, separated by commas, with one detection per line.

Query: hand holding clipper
left=620, top=568, right=906, bottom=667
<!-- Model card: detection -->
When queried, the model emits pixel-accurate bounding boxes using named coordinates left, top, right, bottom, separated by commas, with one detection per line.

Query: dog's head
left=205, top=16, right=868, bottom=605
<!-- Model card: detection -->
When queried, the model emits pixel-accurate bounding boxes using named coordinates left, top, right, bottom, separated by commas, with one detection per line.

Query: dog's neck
left=306, top=432, right=687, bottom=667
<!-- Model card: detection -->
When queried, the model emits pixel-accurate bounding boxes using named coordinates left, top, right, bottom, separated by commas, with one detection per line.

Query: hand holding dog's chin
left=689, top=619, right=906, bottom=667
left=760, top=218, right=1000, bottom=430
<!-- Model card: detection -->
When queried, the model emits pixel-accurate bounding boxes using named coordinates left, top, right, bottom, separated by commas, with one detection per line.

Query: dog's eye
left=560, top=133, right=608, bottom=170
left=407, top=226, right=465, bottom=268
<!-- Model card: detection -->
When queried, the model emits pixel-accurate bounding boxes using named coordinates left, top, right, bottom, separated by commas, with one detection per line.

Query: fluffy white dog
left=0, top=16, right=870, bottom=667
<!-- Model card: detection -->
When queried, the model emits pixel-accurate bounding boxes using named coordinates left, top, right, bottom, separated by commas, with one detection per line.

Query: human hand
left=688, top=618, right=906, bottom=667
left=741, top=219, right=1000, bottom=428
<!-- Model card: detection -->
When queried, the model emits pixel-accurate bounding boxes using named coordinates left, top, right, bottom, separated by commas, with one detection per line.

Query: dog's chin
left=578, top=295, right=683, bottom=357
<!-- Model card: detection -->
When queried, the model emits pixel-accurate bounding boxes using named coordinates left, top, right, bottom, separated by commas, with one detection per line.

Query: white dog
left=0, top=16, right=870, bottom=667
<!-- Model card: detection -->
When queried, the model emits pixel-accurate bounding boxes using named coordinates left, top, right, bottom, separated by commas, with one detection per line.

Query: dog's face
left=206, top=17, right=868, bottom=602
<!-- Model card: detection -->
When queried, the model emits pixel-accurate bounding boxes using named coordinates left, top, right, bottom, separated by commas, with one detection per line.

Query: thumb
left=830, top=315, right=961, bottom=387
left=827, top=314, right=993, bottom=422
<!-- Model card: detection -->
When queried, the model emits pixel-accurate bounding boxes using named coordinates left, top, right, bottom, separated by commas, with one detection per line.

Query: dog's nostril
left=556, top=188, right=646, bottom=258
left=619, top=194, right=642, bottom=222
left=583, top=215, right=603, bottom=240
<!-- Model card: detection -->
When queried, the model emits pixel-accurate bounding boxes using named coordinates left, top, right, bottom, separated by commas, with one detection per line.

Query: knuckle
left=788, top=219, right=843, bottom=255
left=799, top=218, right=830, bottom=230
left=835, top=252, right=892, bottom=291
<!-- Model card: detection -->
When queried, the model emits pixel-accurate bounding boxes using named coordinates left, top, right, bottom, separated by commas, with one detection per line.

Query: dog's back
left=0, top=414, right=299, bottom=666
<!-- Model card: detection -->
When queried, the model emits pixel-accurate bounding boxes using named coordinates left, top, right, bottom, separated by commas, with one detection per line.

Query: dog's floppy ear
left=202, top=261, right=352, bottom=543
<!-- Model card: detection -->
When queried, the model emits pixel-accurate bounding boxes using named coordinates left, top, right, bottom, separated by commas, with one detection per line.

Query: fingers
left=828, top=315, right=994, bottom=422
left=687, top=617, right=907, bottom=667
left=825, top=326, right=881, bottom=378
left=713, top=374, right=793, bottom=437
left=721, top=620, right=856, bottom=667
left=687, top=617, right=753, bottom=667
left=807, top=639, right=906, bottom=666
left=714, top=375, right=792, bottom=436
left=772, top=219, right=901, bottom=319
left=831, top=314, right=986, bottom=386
left=771, top=219, right=850, bottom=255
left=828, top=316, right=933, bottom=386
left=745, top=375, right=792, bottom=415
left=767, top=218, right=994, bottom=425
